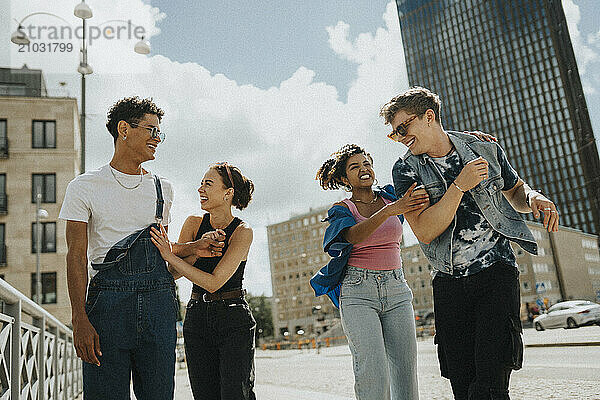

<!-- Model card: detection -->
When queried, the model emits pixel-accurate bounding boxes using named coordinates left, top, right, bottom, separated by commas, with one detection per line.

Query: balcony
left=0, top=137, right=7, bottom=158
left=0, top=194, right=6, bottom=214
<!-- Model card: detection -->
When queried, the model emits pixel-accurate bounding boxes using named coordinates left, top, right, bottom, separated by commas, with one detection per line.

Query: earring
left=427, top=122, right=431, bottom=127
left=123, top=135, right=127, bottom=141
left=373, top=178, right=379, bottom=187
left=343, top=184, right=353, bottom=192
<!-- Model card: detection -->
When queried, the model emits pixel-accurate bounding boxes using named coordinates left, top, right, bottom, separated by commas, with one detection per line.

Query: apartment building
left=0, top=66, right=81, bottom=325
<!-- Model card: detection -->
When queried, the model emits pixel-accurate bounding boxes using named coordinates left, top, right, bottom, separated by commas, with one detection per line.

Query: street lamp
left=35, top=191, right=48, bottom=305
left=134, top=36, right=151, bottom=54
left=74, top=0, right=93, bottom=174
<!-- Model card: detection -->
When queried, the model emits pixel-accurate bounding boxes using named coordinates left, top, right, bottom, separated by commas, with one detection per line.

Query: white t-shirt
left=59, top=164, right=174, bottom=278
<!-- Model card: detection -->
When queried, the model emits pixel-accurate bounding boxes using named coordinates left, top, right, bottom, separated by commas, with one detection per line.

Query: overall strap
left=153, top=175, right=164, bottom=224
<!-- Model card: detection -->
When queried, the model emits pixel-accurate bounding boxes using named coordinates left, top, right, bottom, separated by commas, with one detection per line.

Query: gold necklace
left=351, top=192, right=378, bottom=204
left=110, top=165, right=143, bottom=190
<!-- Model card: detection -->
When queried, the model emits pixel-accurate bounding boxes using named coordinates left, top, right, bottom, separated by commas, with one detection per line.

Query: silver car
left=533, top=300, right=600, bottom=331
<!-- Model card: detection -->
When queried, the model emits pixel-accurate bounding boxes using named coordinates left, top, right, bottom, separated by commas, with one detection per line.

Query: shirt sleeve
left=497, top=144, right=519, bottom=191
left=392, top=158, right=422, bottom=199
left=58, top=179, right=91, bottom=222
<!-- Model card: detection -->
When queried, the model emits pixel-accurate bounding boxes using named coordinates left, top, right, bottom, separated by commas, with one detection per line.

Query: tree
left=247, top=294, right=274, bottom=339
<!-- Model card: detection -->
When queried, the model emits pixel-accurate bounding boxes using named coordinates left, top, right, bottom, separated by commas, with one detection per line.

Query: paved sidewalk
left=76, top=326, right=600, bottom=399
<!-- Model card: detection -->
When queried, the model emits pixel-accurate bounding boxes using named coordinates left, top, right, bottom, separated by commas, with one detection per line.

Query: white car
left=533, top=300, right=600, bottom=331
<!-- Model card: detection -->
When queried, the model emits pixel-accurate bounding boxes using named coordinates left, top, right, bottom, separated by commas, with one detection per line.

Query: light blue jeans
left=340, top=266, right=419, bottom=400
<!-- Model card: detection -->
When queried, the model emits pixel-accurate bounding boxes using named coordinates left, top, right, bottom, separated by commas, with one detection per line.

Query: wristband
left=526, top=190, right=541, bottom=207
left=452, top=181, right=465, bottom=193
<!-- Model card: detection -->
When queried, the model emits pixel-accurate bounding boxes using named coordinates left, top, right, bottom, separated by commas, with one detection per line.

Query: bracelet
left=452, top=181, right=465, bottom=193
left=526, top=190, right=541, bottom=207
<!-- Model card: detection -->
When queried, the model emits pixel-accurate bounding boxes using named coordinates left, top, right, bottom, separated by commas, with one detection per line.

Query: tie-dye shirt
left=395, top=144, right=519, bottom=277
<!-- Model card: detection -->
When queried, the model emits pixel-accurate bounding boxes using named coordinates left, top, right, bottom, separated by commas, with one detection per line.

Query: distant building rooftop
left=0, top=65, right=47, bottom=97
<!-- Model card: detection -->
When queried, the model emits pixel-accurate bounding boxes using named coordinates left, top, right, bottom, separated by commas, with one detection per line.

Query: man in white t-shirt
left=60, top=97, right=222, bottom=400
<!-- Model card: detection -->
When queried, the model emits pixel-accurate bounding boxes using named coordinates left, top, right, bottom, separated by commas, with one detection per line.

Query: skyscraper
left=395, top=0, right=599, bottom=235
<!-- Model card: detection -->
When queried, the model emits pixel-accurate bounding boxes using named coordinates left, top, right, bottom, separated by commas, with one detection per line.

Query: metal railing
left=0, top=278, right=82, bottom=399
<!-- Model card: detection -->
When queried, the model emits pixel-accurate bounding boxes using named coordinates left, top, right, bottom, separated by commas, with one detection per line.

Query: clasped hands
left=150, top=225, right=226, bottom=259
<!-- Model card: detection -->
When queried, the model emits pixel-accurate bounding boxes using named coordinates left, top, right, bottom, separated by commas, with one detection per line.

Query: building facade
left=0, top=66, right=81, bottom=325
left=267, top=207, right=339, bottom=339
left=402, top=221, right=600, bottom=321
left=395, top=0, right=600, bottom=235
left=268, top=202, right=600, bottom=332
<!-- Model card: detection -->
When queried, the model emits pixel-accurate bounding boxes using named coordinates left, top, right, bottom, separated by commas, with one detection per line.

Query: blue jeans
left=183, top=297, right=257, bottom=400
left=339, top=266, right=419, bottom=400
left=83, top=224, right=178, bottom=400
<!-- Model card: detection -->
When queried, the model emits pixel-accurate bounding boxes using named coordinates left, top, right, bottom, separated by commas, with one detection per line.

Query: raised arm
left=151, top=224, right=252, bottom=293
left=502, top=179, right=559, bottom=232
left=66, top=220, right=101, bottom=366
left=395, top=157, right=489, bottom=244
left=341, top=183, right=429, bottom=244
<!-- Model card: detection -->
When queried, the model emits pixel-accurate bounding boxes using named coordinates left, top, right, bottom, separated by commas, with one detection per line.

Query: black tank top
left=190, top=214, right=247, bottom=295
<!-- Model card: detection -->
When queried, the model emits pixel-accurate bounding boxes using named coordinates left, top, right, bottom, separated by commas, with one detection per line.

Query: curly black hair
left=211, top=163, right=254, bottom=210
left=106, top=96, right=164, bottom=143
left=316, top=144, right=372, bottom=190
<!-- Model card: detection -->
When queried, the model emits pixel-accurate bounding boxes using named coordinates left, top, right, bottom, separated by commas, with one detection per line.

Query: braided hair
left=316, top=144, right=372, bottom=190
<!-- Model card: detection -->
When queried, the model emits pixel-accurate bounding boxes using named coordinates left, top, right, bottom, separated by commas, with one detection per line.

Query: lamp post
left=35, top=190, right=48, bottom=305
left=74, top=1, right=93, bottom=174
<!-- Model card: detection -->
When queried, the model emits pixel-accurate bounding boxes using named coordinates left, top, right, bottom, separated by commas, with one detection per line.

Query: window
left=31, top=272, right=57, bottom=304
left=0, top=174, right=5, bottom=213
left=0, top=119, right=7, bottom=156
left=31, top=222, right=56, bottom=253
left=32, top=174, right=56, bottom=203
left=0, top=224, right=5, bottom=266
left=32, top=121, right=56, bottom=148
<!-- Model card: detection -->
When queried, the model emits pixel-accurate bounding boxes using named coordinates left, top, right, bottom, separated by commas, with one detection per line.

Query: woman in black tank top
left=151, top=163, right=256, bottom=400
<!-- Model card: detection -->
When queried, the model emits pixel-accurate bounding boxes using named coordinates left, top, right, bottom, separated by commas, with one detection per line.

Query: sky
left=1, top=0, right=599, bottom=298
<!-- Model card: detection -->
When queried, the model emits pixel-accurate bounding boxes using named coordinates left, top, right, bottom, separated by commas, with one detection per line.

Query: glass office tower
left=395, top=0, right=599, bottom=235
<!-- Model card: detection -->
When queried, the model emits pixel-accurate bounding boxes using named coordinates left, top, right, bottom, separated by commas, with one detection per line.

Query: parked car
left=533, top=300, right=600, bottom=331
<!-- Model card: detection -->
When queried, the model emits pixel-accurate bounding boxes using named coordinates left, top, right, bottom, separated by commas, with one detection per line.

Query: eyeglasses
left=128, top=122, right=165, bottom=142
left=387, top=115, right=418, bottom=142
left=213, top=162, right=234, bottom=188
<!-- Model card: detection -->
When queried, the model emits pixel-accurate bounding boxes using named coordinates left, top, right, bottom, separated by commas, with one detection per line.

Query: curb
left=525, top=342, right=600, bottom=348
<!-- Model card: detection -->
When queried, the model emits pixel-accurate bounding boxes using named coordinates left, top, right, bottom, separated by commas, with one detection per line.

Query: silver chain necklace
left=110, top=165, right=143, bottom=190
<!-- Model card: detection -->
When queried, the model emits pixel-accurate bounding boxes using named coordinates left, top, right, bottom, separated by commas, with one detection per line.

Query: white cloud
left=2, top=0, right=412, bottom=298
left=562, top=0, right=599, bottom=75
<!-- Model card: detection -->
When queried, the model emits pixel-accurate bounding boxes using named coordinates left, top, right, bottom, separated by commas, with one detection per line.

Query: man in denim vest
left=60, top=97, right=223, bottom=399
left=382, top=87, right=559, bottom=400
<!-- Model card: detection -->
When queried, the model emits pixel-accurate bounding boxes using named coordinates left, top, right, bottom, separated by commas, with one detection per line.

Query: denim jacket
left=392, top=131, right=537, bottom=275
left=309, top=185, right=403, bottom=308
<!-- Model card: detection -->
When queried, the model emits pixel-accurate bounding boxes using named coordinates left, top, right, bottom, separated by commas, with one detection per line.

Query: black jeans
left=183, top=298, right=257, bottom=400
left=433, top=261, right=523, bottom=400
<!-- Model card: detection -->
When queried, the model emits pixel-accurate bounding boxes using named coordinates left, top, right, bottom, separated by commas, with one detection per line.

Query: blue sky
left=2, top=0, right=599, bottom=297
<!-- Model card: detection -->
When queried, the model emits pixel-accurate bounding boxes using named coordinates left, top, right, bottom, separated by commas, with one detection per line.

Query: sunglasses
left=214, top=162, right=234, bottom=188
left=387, top=114, right=419, bottom=142
left=128, top=122, right=165, bottom=142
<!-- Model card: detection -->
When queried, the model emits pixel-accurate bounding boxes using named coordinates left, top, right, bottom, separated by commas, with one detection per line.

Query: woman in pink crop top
left=316, top=144, right=429, bottom=400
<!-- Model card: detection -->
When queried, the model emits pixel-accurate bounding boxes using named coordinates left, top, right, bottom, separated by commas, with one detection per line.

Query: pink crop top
left=343, top=198, right=403, bottom=270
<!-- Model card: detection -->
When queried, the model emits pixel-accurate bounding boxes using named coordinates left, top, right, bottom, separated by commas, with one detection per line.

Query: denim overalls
left=83, top=176, right=178, bottom=400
